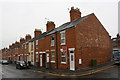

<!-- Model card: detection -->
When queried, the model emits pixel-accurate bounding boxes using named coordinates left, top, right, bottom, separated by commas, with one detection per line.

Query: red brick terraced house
left=1, top=7, right=112, bottom=71
left=14, top=41, right=19, bottom=63
left=24, top=34, right=32, bottom=62
left=33, top=7, right=112, bottom=70
left=1, top=48, right=7, bottom=60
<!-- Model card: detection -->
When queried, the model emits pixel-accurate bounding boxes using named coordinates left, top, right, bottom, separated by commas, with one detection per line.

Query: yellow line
left=36, top=65, right=114, bottom=77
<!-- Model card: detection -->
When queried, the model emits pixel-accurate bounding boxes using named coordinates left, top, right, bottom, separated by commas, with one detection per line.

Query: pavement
left=29, top=61, right=116, bottom=76
left=1, top=61, right=119, bottom=79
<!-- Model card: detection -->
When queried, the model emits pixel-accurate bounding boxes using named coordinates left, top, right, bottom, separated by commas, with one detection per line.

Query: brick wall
left=75, top=13, right=112, bottom=69
left=0, top=53, right=2, bottom=60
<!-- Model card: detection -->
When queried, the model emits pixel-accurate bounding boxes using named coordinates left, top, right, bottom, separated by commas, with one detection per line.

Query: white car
left=1, top=60, right=9, bottom=65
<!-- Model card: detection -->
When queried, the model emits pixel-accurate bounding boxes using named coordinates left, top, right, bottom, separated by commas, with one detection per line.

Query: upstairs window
left=22, top=45, right=24, bottom=50
left=51, top=36, right=54, bottom=46
left=36, top=40, right=38, bottom=49
left=25, top=44, right=27, bottom=49
left=15, top=48, right=18, bottom=53
left=31, top=42, right=33, bottom=51
left=60, top=31, right=66, bottom=45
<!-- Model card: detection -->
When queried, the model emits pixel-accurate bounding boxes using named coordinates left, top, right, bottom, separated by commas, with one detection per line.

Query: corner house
left=34, top=7, right=112, bottom=70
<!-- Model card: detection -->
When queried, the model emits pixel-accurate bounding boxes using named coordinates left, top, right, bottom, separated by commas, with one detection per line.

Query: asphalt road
left=84, top=65, right=119, bottom=78
left=2, top=64, right=57, bottom=78
left=1, top=64, right=120, bottom=79
left=0, top=64, right=2, bottom=79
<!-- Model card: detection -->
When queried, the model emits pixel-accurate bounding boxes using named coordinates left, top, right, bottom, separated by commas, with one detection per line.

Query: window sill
left=61, top=43, right=66, bottom=46
left=61, top=62, right=67, bottom=64
left=51, top=61, right=55, bottom=63
left=50, top=45, right=54, bottom=47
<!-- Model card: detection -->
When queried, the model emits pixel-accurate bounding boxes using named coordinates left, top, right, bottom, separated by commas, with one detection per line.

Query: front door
left=69, top=49, right=75, bottom=70
left=46, top=53, right=49, bottom=68
left=46, top=54, right=49, bottom=63
left=42, top=54, right=46, bottom=67
left=40, top=55, right=42, bottom=67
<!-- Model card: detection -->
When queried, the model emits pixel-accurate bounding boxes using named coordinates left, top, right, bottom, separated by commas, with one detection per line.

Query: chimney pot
left=117, top=33, right=120, bottom=39
left=46, top=21, right=55, bottom=32
left=25, top=34, right=31, bottom=40
left=20, top=38, right=25, bottom=43
left=70, top=7, right=81, bottom=22
left=34, top=29, right=42, bottom=37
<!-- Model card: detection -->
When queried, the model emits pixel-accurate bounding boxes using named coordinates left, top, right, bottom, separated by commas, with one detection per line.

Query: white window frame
left=51, top=36, right=55, bottom=46
left=25, top=44, right=27, bottom=49
left=36, top=52, right=38, bottom=62
left=36, top=40, right=38, bottom=49
left=60, top=49, right=67, bottom=64
left=51, top=50, right=55, bottom=63
left=60, top=31, right=66, bottom=45
left=31, top=42, right=33, bottom=51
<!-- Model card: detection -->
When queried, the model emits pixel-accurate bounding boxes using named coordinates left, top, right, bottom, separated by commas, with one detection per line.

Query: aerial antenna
left=67, top=8, right=70, bottom=11
left=45, top=17, right=49, bottom=23
left=44, top=17, right=49, bottom=32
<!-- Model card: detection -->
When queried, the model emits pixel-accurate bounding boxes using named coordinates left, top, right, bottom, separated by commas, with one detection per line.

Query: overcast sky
left=0, top=0, right=119, bottom=49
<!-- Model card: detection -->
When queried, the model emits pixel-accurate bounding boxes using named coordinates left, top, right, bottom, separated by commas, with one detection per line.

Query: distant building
left=112, top=33, right=120, bottom=63
left=33, top=7, right=112, bottom=70
left=112, top=33, right=120, bottom=54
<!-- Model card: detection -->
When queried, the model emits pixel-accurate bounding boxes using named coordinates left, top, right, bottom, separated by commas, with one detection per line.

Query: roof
left=2, top=13, right=93, bottom=53
left=112, top=38, right=120, bottom=44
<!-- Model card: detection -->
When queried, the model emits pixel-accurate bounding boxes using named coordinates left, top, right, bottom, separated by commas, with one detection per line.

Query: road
left=0, top=64, right=2, bottom=80
left=2, top=64, right=57, bottom=78
left=1, top=64, right=120, bottom=79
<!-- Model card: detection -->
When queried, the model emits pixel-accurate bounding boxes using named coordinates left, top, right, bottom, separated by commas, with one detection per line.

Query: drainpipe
left=55, top=31, right=58, bottom=69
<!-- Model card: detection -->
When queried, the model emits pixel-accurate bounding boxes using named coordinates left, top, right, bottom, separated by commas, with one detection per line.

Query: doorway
left=69, top=48, right=75, bottom=70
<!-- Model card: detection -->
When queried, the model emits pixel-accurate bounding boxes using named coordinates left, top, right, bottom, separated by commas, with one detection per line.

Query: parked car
left=16, top=61, right=29, bottom=69
left=113, top=52, right=120, bottom=65
left=1, top=60, right=9, bottom=65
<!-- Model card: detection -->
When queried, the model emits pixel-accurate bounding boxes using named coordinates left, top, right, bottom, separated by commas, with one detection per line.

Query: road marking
left=35, top=65, right=114, bottom=77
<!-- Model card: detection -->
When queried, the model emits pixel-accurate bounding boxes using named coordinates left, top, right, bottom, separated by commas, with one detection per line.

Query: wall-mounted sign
left=61, top=46, right=67, bottom=54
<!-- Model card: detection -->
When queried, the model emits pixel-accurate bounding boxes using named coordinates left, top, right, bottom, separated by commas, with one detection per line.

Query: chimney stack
left=25, top=34, right=31, bottom=41
left=117, top=33, right=120, bottom=39
left=9, top=45, right=12, bottom=48
left=70, top=7, right=81, bottom=22
left=34, top=29, right=42, bottom=38
left=12, top=43, right=15, bottom=48
left=15, top=41, right=19, bottom=46
left=20, top=38, right=25, bottom=43
left=46, top=21, right=55, bottom=32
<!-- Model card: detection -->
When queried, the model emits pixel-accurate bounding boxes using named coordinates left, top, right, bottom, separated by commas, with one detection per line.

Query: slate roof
left=2, top=13, right=93, bottom=53
left=112, top=38, right=120, bottom=44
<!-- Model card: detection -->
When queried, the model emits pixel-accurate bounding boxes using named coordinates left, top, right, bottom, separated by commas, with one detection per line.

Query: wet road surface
left=0, top=64, right=2, bottom=79
left=2, top=64, right=57, bottom=78
left=1, top=64, right=120, bottom=79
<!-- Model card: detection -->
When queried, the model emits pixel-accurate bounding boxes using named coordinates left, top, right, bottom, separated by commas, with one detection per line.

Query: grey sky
left=118, top=1, right=120, bottom=33
left=0, top=0, right=119, bottom=49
